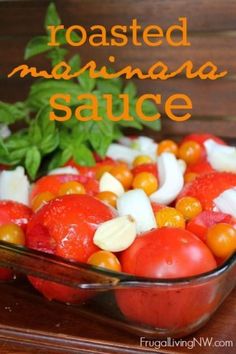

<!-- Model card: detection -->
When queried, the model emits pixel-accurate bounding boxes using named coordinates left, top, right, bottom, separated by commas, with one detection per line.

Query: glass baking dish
left=0, top=241, right=235, bottom=339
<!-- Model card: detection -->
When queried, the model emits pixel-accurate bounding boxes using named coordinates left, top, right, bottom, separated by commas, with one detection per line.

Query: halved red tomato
left=26, top=194, right=115, bottom=303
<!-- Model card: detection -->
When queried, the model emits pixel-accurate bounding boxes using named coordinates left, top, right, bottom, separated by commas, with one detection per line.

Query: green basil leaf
left=37, top=105, right=56, bottom=135
left=25, top=146, right=41, bottom=180
left=124, top=81, right=137, bottom=98
left=29, top=120, right=42, bottom=145
left=69, top=54, right=81, bottom=73
left=28, top=80, right=82, bottom=109
left=90, top=126, right=112, bottom=157
left=40, top=133, right=59, bottom=154
left=79, top=70, right=96, bottom=92
left=97, top=79, right=121, bottom=95
left=5, top=133, right=30, bottom=150
left=47, top=47, right=68, bottom=66
left=24, top=36, right=50, bottom=60
left=73, top=144, right=95, bottom=166
left=131, top=100, right=161, bottom=131
left=0, top=102, right=27, bottom=124
left=56, top=29, right=80, bottom=46
left=45, top=2, right=61, bottom=29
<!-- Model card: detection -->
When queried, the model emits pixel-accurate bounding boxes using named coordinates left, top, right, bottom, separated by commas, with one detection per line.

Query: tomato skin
left=132, top=163, right=158, bottom=179
left=26, top=194, right=115, bottom=303
left=116, top=228, right=217, bottom=329
left=179, top=172, right=236, bottom=210
left=28, top=277, right=92, bottom=303
left=120, top=228, right=216, bottom=277
left=65, top=159, right=96, bottom=178
left=187, top=211, right=232, bottom=242
left=180, top=134, right=226, bottom=170
left=0, top=201, right=32, bottom=281
left=206, top=223, right=236, bottom=259
left=151, top=202, right=165, bottom=214
left=66, top=157, right=116, bottom=178
left=0, top=268, right=14, bottom=281
left=30, top=174, right=99, bottom=203
left=181, top=133, right=226, bottom=147
left=0, top=201, right=32, bottom=232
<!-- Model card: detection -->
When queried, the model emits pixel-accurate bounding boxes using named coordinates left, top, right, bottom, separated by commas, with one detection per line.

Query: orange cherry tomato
left=155, top=207, right=185, bottom=229
left=133, top=155, right=153, bottom=167
left=184, top=172, right=199, bottom=183
left=132, top=172, right=158, bottom=196
left=110, top=164, right=133, bottom=190
left=176, top=196, right=202, bottom=220
left=32, top=191, right=55, bottom=212
left=206, top=223, right=236, bottom=259
left=88, top=250, right=121, bottom=272
left=0, top=223, right=25, bottom=245
left=95, top=164, right=113, bottom=180
left=157, top=140, right=178, bottom=156
left=59, top=181, right=86, bottom=196
left=96, top=191, right=118, bottom=208
left=178, top=141, right=202, bottom=165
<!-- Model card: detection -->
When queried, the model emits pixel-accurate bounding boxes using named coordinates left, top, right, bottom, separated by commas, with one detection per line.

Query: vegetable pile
left=0, top=133, right=236, bottom=329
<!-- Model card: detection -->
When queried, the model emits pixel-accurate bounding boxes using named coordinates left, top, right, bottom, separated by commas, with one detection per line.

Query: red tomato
left=0, top=268, right=14, bottom=281
left=30, top=174, right=99, bottom=203
left=186, top=160, right=215, bottom=176
left=181, top=134, right=226, bottom=147
left=0, top=201, right=32, bottom=231
left=187, top=211, right=233, bottom=242
left=116, top=228, right=217, bottom=330
left=66, top=157, right=116, bottom=178
left=132, top=163, right=158, bottom=179
left=151, top=202, right=165, bottom=214
left=179, top=172, right=236, bottom=210
left=65, top=159, right=96, bottom=178
left=0, top=201, right=32, bottom=281
left=26, top=194, right=115, bottom=303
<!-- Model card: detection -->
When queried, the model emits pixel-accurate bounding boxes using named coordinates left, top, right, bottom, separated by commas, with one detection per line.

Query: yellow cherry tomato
left=87, top=250, right=121, bottom=272
left=157, top=140, right=178, bottom=156
left=32, top=191, right=55, bottom=212
left=176, top=196, right=202, bottom=220
left=96, top=191, right=118, bottom=208
left=155, top=207, right=185, bottom=229
left=110, top=164, right=133, bottom=190
left=59, top=181, right=86, bottom=196
left=178, top=141, right=202, bottom=165
left=133, top=155, right=153, bottom=167
left=184, top=172, right=199, bottom=183
left=132, top=172, right=158, bottom=196
left=0, top=223, right=25, bottom=246
left=206, top=223, right=236, bottom=259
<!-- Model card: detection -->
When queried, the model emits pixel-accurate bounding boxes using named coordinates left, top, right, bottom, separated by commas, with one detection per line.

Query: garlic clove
left=93, top=215, right=136, bottom=252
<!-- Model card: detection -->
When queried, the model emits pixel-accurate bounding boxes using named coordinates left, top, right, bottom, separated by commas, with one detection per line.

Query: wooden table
left=0, top=280, right=235, bottom=354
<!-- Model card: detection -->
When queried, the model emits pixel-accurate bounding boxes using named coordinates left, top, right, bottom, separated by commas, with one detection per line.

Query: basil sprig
left=0, top=3, right=160, bottom=180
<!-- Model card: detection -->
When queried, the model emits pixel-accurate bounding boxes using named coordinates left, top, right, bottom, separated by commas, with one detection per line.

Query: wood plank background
left=0, top=0, right=236, bottom=137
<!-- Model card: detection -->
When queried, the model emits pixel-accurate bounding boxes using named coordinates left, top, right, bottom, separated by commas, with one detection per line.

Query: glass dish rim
left=0, top=241, right=235, bottom=289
